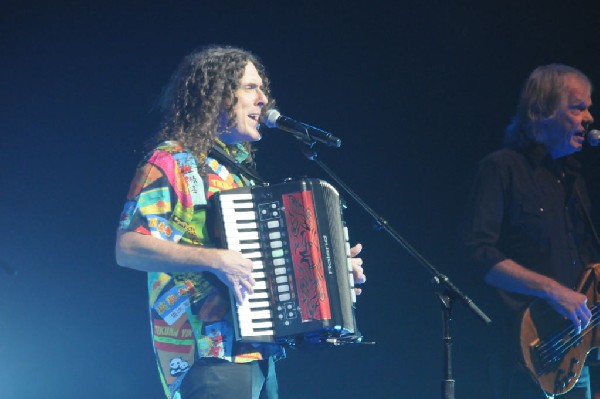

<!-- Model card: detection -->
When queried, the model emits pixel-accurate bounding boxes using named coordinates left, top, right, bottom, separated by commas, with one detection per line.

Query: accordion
left=212, top=178, right=361, bottom=346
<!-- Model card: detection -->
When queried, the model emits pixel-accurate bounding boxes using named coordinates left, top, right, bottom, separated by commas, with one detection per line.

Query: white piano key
left=242, top=251, right=262, bottom=260
left=254, top=281, right=267, bottom=290
left=247, top=292, right=269, bottom=300
left=240, top=309, right=272, bottom=320
left=223, top=219, right=256, bottom=227
left=220, top=193, right=254, bottom=201
left=228, top=239, right=260, bottom=247
left=237, top=314, right=257, bottom=323
left=237, top=298, right=252, bottom=309
left=237, top=310, right=253, bottom=320
left=240, top=329, right=274, bottom=337
left=237, top=310, right=255, bottom=320
left=222, top=210, right=257, bottom=220
left=247, top=300, right=270, bottom=309
left=252, top=271, right=265, bottom=279
left=225, top=231, right=260, bottom=241
left=220, top=207, right=248, bottom=215
left=223, top=219, right=256, bottom=234
left=229, top=242, right=260, bottom=251
left=219, top=201, right=254, bottom=209
left=242, top=321, right=273, bottom=330
left=240, top=326, right=274, bottom=337
left=224, top=221, right=258, bottom=230
left=252, top=260, right=264, bottom=269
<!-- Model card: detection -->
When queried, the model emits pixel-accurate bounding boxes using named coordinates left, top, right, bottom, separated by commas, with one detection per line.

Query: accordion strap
left=209, top=144, right=267, bottom=186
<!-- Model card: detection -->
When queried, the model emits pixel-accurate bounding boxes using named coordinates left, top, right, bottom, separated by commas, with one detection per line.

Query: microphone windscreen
left=587, top=129, right=600, bottom=146
left=263, top=109, right=281, bottom=128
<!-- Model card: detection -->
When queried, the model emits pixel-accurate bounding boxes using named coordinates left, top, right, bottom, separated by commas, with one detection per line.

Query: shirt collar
left=213, top=139, right=250, bottom=164
left=522, top=142, right=581, bottom=175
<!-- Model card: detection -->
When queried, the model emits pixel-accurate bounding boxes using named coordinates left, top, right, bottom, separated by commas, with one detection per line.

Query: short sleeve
left=118, top=149, right=193, bottom=243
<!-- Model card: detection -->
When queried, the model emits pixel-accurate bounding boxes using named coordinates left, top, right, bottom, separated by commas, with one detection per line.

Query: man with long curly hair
left=115, top=46, right=366, bottom=399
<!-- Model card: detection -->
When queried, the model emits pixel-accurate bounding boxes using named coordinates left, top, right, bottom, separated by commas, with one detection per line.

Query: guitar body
left=520, top=264, right=600, bottom=396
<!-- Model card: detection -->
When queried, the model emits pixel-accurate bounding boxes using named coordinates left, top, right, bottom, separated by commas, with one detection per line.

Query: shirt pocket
left=514, top=198, right=558, bottom=251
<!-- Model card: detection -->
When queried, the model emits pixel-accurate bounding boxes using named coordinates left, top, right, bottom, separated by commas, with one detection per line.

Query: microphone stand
left=298, top=141, right=491, bottom=399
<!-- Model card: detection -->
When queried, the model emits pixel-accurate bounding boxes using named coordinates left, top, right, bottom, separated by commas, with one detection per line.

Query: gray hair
left=504, top=64, right=592, bottom=148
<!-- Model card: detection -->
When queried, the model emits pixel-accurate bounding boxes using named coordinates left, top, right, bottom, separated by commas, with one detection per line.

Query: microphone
left=262, top=109, right=342, bottom=147
left=587, top=129, right=600, bottom=146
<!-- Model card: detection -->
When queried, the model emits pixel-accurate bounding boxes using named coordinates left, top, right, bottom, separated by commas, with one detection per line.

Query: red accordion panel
left=283, top=191, right=332, bottom=321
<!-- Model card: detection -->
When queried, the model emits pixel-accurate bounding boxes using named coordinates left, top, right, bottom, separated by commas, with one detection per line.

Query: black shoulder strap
left=209, top=144, right=267, bottom=186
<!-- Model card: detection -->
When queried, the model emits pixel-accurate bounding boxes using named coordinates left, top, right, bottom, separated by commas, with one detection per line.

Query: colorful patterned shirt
left=118, top=141, right=283, bottom=399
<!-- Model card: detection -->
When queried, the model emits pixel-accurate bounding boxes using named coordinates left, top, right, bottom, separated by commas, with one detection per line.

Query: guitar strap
left=577, top=263, right=595, bottom=293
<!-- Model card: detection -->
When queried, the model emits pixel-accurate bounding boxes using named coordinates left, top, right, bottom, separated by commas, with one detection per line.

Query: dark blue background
left=2, top=1, right=600, bottom=398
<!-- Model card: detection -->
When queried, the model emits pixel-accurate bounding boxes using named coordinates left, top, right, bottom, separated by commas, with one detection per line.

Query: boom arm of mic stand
left=300, top=144, right=491, bottom=325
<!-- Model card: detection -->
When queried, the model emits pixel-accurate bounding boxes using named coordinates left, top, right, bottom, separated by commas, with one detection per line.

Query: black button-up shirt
left=462, top=144, right=599, bottom=304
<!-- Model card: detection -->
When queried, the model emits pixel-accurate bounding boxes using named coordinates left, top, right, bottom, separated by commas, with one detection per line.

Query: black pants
left=179, top=357, right=278, bottom=399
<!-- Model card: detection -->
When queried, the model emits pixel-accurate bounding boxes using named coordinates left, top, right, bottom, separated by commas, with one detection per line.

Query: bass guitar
left=519, top=263, right=600, bottom=397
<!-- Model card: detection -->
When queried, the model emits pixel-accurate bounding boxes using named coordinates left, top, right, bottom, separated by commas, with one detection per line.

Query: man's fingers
left=350, top=243, right=363, bottom=257
left=234, top=284, right=244, bottom=305
left=241, top=277, right=255, bottom=295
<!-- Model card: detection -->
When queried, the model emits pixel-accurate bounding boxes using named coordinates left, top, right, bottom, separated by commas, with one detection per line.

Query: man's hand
left=212, top=249, right=255, bottom=305
left=350, top=243, right=366, bottom=295
left=546, top=285, right=591, bottom=333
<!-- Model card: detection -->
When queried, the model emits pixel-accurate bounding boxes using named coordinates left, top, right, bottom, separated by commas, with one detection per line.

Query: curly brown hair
left=155, top=45, right=274, bottom=168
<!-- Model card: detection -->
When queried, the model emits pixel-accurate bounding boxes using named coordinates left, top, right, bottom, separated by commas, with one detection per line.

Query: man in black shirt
left=462, top=64, right=598, bottom=399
